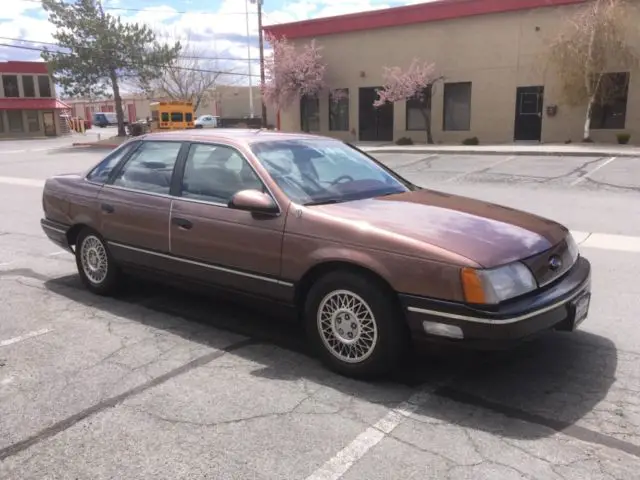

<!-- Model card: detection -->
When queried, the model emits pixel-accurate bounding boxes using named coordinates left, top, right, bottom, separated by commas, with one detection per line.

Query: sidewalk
left=357, top=143, right=640, bottom=157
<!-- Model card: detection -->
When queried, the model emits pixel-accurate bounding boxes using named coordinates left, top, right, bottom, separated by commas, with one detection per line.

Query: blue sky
left=0, top=0, right=429, bottom=85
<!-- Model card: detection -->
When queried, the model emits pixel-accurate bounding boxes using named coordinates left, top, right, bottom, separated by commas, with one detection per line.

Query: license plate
left=572, top=292, right=591, bottom=330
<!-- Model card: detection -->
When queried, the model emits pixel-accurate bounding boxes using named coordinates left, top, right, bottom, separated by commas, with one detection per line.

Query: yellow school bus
left=149, top=101, right=195, bottom=130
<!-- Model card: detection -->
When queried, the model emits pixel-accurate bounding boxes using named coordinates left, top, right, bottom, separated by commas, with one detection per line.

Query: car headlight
left=566, top=232, right=580, bottom=265
left=461, top=262, right=537, bottom=305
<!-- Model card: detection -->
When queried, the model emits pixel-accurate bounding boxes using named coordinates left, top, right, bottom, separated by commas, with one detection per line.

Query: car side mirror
left=228, top=189, right=279, bottom=215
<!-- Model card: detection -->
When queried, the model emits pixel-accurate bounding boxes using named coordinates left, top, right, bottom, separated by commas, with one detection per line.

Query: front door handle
left=172, top=217, right=193, bottom=230
left=101, top=203, right=114, bottom=214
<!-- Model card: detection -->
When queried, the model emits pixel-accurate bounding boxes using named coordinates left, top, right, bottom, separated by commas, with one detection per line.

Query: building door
left=127, top=103, right=137, bottom=123
left=358, top=87, right=394, bottom=142
left=514, top=86, right=544, bottom=142
left=42, top=111, right=56, bottom=136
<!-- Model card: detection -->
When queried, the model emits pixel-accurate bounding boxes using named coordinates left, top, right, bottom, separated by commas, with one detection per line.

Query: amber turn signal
left=461, top=267, right=486, bottom=304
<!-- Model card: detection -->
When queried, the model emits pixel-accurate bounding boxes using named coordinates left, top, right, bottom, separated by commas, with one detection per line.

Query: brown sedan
left=41, top=130, right=591, bottom=378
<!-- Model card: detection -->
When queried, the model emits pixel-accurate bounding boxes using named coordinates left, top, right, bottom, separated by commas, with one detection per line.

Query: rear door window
left=110, top=141, right=183, bottom=195
left=86, top=141, right=140, bottom=184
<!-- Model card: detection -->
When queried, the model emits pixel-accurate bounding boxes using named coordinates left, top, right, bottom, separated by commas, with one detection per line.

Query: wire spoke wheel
left=317, top=289, right=379, bottom=364
left=80, top=235, right=109, bottom=285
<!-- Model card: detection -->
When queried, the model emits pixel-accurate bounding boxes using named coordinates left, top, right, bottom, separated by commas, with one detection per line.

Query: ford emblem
left=548, top=255, right=562, bottom=271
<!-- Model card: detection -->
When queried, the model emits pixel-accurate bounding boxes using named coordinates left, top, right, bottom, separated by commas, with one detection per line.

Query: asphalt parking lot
left=1, top=144, right=640, bottom=479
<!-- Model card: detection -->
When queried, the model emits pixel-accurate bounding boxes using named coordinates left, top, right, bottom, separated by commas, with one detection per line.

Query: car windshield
left=250, top=139, right=414, bottom=205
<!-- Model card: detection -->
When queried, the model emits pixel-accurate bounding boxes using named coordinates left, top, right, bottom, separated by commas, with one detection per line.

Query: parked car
left=40, top=130, right=591, bottom=379
left=92, top=112, right=128, bottom=128
left=194, top=114, right=220, bottom=129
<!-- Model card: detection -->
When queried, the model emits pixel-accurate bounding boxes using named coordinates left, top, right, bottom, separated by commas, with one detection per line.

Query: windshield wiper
left=304, top=199, right=341, bottom=206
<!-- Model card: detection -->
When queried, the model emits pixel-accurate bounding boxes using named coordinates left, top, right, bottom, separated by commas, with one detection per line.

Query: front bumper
left=400, top=256, right=592, bottom=349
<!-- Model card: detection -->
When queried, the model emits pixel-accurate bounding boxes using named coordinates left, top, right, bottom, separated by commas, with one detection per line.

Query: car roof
left=140, top=129, right=341, bottom=145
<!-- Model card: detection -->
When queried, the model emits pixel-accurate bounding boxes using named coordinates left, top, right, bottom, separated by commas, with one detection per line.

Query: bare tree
left=548, top=0, right=639, bottom=140
left=150, top=30, right=240, bottom=112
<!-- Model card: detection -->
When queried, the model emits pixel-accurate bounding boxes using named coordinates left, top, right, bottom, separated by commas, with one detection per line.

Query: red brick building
left=0, top=61, right=70, bottom=138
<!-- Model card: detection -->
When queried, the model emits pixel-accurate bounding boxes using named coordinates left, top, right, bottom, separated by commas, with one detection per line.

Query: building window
left=590, top=72, right=629, bottom=130
left=2, top=75, right=19, bottom=97
left=22, top=76, right=36, bottom=97
left=443, top=82, right=472, bottom=131
left=329, top=89, right=349, bottom=131
left=26, top=111, right=40, bottom=132
left=7, top=111, right=24, bottom=132
left=38, top=76, right=52, bottom=97
left=406, top=86, right=432, bottom=131
left=300, top=94, right=320, bottom=132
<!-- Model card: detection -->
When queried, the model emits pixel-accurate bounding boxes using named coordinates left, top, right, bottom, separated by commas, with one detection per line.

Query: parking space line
left=0, top=328, right=52, bottom=348
left=444, top=155, right=516, bottom=183
left=570, top=156, right=617, bottom=186
left=0, top=176, right=45, bottom=188
left=305, top=384, right=444, bottom=480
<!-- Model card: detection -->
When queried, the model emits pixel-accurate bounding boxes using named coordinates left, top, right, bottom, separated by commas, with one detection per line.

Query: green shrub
left=128, top=122, right=146, bottom=137
left=395, top=136, right=413, bottom=145
left=617, top=132, right=631, bottom=144
left=462, top=136, right=479, bottom=145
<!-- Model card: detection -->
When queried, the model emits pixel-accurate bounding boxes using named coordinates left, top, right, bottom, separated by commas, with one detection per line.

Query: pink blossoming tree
left=374, top=59, right=440, bottom=144
left=261, top=34, right=327, bottom=129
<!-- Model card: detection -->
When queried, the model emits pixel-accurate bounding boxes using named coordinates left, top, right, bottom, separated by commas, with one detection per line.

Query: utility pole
left=256, top=0, right=268, bottom=127
left=245, top=0, right=254, bottom=118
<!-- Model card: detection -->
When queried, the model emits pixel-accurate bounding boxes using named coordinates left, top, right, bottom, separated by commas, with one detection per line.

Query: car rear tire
left=304, top=271, right=408, bottom=379
left=75, top=228, right=120, bottom=296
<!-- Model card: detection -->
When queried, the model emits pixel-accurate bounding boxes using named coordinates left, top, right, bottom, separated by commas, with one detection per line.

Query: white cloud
left=0, top=0, right=425, bottom=85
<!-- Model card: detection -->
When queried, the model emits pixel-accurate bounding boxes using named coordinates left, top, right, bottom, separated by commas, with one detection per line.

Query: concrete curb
left=361, top=147, right=640, bottom=157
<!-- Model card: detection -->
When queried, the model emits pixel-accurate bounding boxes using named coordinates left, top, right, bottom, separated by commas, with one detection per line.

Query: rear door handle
left=101, top=203, right=114, bottom=214
left=172, top=217, right=193, bottom=230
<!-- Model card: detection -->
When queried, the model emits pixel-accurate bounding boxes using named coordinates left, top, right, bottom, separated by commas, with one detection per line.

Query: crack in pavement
left=434, top=386, right=640, bottom=459
left=0, top=337, right=257, bottom=461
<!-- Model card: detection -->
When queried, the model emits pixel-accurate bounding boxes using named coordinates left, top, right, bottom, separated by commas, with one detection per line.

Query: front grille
left=521, top=238, right=575, bottom=287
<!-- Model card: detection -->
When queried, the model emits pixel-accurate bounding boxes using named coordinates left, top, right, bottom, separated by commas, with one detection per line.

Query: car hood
left=313, top=189, right=568, bottom=267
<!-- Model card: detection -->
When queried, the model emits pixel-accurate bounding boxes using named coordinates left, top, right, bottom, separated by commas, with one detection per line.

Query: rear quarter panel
left=43, top=175, right=102, bottom=229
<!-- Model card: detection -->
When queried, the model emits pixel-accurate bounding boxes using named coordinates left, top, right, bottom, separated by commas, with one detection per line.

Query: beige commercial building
left=64, top=86, right=277, bottom=126
left=264, top=0, right=640, bottom=144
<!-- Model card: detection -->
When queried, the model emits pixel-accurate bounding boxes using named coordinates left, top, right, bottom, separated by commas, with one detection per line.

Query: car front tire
left=75, top=228, right=120, bottom=296
left=304, top=270, right=408, bottom=379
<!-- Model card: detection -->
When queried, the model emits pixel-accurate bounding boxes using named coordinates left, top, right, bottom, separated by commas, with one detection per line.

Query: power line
left=0, top=37, right=262, bottom=63
left=17, top=0, right=260, bottom=16
left=0, top=43, right=261, bottom=77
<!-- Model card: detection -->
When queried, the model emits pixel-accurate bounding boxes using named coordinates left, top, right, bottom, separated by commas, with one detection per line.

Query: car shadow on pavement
left=44, top=273, right=617, bottom=442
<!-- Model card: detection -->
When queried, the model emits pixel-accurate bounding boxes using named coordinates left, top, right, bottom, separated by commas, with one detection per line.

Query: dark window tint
left=186, top=112, right=193, bottom=122
left=329, top=89, right=349, bottom=131
left=406, top=86, right=432, bottom=131
left=443, top=82, right=472, bottom=131
left=22, top=76, right=36, bottom=97
left=161, top=112, right=169, bottom=122
left=38, top=76, right=52, bottom=97
left=171, top=112, right=183, bottom=122
left=2, top=75, right=19, bottom=97
left=112, top=141, right=182, bottom=194
left=86, top=142, right=140, bottom=184
left=181, top=143, right=264, bottom=204
left=590, top=72, right=629, bottom=130
left=300, top=94, right=320, bottom=132
left=7, top=111, right=23, bottom=131
left=26, top=111, right=40, bottom=132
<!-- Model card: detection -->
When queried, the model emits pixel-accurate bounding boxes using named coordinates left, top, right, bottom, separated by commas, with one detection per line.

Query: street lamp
left=250, top=0, right=268, bottom=127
